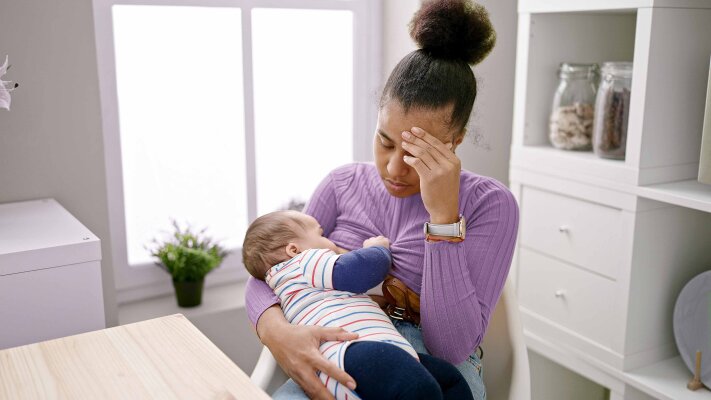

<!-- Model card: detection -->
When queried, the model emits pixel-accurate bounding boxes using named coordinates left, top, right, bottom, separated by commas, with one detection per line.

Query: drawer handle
left=558, top=225, right=569, bottom=233
left=554, top=289, right=566, bottom=298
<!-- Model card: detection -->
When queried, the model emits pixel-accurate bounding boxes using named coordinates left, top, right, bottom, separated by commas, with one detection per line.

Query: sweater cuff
left=424, top=239, right=466, bottom=251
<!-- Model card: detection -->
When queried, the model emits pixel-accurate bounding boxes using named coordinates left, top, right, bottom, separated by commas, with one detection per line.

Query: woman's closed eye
left=379, top=137, right=413, bottom=157
left=379, top=137, right=395, bottom=149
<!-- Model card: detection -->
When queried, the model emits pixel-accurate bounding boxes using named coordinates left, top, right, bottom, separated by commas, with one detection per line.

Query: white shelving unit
left=509, top=1, right=711, bottom=399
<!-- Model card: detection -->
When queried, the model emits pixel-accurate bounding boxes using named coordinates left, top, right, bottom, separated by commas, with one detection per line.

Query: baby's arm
left=332, top=237, right=391, bottom=294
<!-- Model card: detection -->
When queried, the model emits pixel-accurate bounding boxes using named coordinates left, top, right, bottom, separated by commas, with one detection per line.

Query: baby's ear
left=285, top=242, right=300, bottom=258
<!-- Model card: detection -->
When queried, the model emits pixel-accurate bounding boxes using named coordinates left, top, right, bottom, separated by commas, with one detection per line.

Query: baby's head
left=242, top=210, right=338, bottom=280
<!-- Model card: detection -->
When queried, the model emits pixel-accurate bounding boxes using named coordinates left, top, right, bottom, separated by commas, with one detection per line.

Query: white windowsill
left=118, top=279, right=248, bottom=325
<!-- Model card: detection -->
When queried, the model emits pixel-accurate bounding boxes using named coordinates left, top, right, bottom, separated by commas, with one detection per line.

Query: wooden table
left=0, top=314, right=271, bottom=399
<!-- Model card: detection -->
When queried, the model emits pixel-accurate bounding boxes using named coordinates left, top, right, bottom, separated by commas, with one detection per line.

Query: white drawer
left=520, top=186, right=626, bottom=280
left=0, top=261, right=105, bottom=349
left=518, top=248, right=618, bottom=349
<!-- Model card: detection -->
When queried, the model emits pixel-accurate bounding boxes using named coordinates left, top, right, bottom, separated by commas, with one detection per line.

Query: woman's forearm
left=419, top=241, right=485, bottom=364
left=419, top=182, right=520, bottom=364
left=256, top=304, right=290, bottom=343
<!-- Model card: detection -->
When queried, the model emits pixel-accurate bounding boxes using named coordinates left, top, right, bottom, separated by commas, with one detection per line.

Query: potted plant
left=149, top=221, right=228, bottom=307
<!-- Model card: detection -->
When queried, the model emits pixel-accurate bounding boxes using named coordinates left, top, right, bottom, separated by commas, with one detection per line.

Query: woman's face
left=374, top=100, right=463, bottom=198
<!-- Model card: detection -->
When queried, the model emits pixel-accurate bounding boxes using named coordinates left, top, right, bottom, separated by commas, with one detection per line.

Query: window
left=94, top=0, right=382, bottom=302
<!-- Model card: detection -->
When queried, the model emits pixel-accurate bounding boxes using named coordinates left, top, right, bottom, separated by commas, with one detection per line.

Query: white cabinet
left=510, top=1, right=711, bottom=399
left=0, top=198, right=105, bottom=349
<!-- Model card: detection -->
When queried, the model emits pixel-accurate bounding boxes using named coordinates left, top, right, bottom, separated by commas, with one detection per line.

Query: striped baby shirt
left=265, top=247, right=419, bottom=400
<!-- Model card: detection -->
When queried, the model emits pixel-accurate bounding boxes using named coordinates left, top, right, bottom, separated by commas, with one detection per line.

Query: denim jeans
left=272, top=318, right=486, bottom=400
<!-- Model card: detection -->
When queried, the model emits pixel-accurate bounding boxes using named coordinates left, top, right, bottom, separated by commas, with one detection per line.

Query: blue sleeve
left=332, top=246, right=392, bottom=294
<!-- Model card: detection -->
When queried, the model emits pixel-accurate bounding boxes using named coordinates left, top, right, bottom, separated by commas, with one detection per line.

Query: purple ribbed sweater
left=245, top=163, right=519, bottom=364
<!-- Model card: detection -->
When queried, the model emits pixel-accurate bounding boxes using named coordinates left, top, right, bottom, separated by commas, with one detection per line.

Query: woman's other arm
left=419, top=180, right=519, bottom=364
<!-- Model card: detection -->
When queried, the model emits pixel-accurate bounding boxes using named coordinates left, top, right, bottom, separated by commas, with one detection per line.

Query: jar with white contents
left=549, top=63, right=599, bottom=151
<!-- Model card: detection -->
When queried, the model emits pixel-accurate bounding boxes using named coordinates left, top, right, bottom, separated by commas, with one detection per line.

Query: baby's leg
left=343, top=341, right=442, bottom=400
left=418, top=353, right=474, bottom=400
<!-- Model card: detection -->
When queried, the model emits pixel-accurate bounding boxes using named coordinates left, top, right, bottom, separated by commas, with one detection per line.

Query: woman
left=245, top=1, right=518, bottom=399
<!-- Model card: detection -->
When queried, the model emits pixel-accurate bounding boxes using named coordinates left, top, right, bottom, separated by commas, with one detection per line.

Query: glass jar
left=549, top=63, right=599, bottom=150
left=593, top=62, right=632, bottom=160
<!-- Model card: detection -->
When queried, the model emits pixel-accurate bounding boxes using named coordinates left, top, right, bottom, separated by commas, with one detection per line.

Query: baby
left=242, top=210, right=472, bottom=400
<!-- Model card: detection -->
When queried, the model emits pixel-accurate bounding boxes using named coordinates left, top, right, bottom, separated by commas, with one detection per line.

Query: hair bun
left=410, top=0, right=496, bottom=65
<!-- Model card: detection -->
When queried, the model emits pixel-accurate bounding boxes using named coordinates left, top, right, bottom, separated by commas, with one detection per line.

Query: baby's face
left=292, top=213, right=339, bottom=253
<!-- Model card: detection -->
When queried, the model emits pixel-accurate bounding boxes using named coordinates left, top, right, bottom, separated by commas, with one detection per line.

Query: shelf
left=625, top=357, right=711, bottom=400
left=511, top=145, right=637, bottom=187
left=637, top=180, right=711, bottom=213
left=526, top=329, right=711, bottom=400
left=519, top=0, right=711, bottom=13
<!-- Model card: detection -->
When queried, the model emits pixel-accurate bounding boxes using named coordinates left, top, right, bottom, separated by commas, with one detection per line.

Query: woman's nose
left=387, top=151, right=410, bottom=178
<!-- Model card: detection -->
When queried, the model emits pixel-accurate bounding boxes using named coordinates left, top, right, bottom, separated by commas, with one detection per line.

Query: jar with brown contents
left=593, top=62, right=632, bottom=160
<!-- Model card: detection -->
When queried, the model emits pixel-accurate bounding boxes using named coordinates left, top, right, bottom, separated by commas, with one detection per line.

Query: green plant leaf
left=148, top=220, right=230, bottom=282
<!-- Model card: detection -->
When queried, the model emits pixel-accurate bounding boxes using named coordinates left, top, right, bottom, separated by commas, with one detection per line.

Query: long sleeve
left=245, top=276, right=280, bottom=326
left=332, top=246, right=391, bottom=294
left=419, top=180, right=519, bottom=364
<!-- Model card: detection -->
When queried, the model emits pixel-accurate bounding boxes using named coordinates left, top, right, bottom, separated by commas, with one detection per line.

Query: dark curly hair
left=380, top=0, right=496, bottom=135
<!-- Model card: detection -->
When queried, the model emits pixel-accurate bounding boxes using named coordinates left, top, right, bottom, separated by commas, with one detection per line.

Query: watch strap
left=424, top=215, right=466, bottom=242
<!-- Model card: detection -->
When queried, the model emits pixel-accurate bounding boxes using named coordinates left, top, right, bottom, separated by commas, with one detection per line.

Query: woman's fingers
left=294, top=368, right=336, bottom=400
left=311, top=327, right=358, bottom=391
left=318, top=326, right=359, bottom=342
left=403, top=154, right=431, bottom=177
left=314, top=357, right=358, bottom=391
left=401, top=139, right=437, bottom=171
left=402, top=128, right=461, bottom=180
left=408, top=127, right=458, bottom=162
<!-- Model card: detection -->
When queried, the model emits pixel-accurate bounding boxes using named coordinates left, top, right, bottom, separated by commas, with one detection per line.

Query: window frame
left=93, top=0, right=382, bottom=303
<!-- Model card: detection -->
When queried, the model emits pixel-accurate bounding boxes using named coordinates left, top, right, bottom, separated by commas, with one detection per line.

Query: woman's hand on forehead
left=403, top=127, right=457, bottom=162
left=400, top=126, right=462, bottom=224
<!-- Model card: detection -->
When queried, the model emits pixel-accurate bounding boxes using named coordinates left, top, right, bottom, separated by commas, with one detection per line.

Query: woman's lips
left=385, top=179, right=410, bottom=193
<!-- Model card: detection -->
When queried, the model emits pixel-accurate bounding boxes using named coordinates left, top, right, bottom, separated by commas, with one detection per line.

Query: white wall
left=382, top=0, right=420, bottom=79
left=0, top=0, right=118, bottom=326
left=459, top=0, right=517, bottom=185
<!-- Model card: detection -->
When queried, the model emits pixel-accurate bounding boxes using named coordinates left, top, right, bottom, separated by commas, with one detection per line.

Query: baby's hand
left=363, top=236, right=390, bottom=249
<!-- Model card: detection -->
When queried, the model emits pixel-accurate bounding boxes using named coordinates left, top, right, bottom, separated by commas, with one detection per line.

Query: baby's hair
left=242, top=210, right=306, bottom=280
